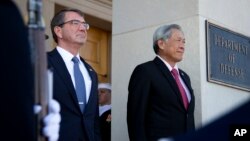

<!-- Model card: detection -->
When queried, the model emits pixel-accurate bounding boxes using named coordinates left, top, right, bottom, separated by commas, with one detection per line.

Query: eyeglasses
left=58, top=20, right=90, bottom=30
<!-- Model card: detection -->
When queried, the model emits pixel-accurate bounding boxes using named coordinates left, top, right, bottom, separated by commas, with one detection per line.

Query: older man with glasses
left=127, top=24, right=195, bottom=141
left=48, top=8, right=101, bottom=141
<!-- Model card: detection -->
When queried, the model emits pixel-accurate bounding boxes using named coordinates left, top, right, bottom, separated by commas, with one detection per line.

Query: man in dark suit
left=98, top=83, right=112, bottom=141
left=127, top=24, right=195, bottom=141
left=48, top=8, right=101, bottom=141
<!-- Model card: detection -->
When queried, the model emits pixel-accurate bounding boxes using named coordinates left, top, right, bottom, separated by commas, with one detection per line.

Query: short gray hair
left=152, top=24, right=183, bottom=54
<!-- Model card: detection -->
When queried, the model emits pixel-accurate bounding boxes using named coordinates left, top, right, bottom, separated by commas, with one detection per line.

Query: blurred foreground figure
left=174, top=100, right=250, bottom=141
left=0, top=1, right=60, bottom=141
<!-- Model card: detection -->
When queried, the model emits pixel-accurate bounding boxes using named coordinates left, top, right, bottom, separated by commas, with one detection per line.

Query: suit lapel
left=79, top=57, right=97, bottom=113
left=179, top=70, right=192, bottom=92
left=153, top=57, right=193, bottom=111
left=179, top=69, right=195, bottom=111
left=48, top=49, right=80, bottom=110
left=153, top=58, right=183, bottom=102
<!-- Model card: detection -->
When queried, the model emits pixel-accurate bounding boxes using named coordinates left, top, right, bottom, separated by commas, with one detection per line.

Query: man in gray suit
left=127, top=24, right=195, bottom=141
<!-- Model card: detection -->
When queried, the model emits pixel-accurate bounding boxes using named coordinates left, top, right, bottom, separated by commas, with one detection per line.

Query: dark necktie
left=171, top=69, right=189, bottom=110
left=72, top=57, right=86, bottom=112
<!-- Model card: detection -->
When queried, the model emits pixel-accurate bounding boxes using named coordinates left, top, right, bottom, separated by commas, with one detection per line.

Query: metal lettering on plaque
left=206, top=20, right=250, bottom=92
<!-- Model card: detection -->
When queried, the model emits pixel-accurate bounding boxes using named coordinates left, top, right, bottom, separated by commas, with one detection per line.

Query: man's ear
left=157, top=40, right=165, bottom=50
left=54, top=26, right=62, bottom=39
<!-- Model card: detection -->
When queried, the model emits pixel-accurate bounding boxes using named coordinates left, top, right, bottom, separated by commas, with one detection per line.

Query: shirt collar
left=157, top=55, right=179, bottom=72
left=56, top=46, right=80, bottom=62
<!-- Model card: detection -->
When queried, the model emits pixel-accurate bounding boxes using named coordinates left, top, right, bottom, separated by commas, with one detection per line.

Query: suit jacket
left=47, top=49, right=101, bottom=141
left=1, top=1, right=35, bottom=141
left=99, top=109, right=111, bottom=141
left=127, top=57, right=195, bottom=141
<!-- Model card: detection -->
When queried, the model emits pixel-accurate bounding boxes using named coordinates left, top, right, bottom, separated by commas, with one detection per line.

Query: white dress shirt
left=99, top=105, right=111, bottom=116
left=56, top=46, right=92, bottom=102
left=157, top=55, right=191, bottom=102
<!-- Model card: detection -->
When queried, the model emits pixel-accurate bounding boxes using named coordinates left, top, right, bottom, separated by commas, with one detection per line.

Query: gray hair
left=152, top=24, right=183, bottom=54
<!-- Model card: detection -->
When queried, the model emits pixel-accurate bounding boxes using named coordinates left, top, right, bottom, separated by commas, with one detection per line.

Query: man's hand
left=34, top=99, right=61, bottom=141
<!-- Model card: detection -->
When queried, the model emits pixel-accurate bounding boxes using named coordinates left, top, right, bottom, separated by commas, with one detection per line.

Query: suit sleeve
left=127, top=65, right=151, bottom=141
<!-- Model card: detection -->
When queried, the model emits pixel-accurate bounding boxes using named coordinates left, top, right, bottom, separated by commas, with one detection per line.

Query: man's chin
left=176, top=58, right=183, bottom=63
left=76, top=41, right=85, bottom=46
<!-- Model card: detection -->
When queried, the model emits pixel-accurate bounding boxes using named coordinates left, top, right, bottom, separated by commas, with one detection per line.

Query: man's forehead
left=65, top=12, right=84, bottom=20
left=171, top=30, right=184, bottom=37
